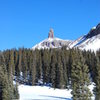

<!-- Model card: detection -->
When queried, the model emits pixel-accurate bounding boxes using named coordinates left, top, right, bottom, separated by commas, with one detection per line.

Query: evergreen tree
left=42, top=50, right=51, bottom=83
left=50, top=53, right=57, bottom=88
left=35, top=50, right=42, bottom=82
left=31, top=52, right=36, bottom=85
left=94, top=57, right=100, bottom=100
left=0, top=65, right=10, bottom=100
left=61, top=49, right=69, bottom=87
left=9, top=49, right=15, bottom=76
left=13, top=83, right=19, bottom=99
left=17, top=48, right=22, bottom=76
left=71, top=51, right=92, bottom=100
left=14, top=49, right=19, bottom=76
left=22, top=48, right=28, bottom=80
left=56, top=53, right=65, bottom=88
left=0, top=52, right=19, bottom=100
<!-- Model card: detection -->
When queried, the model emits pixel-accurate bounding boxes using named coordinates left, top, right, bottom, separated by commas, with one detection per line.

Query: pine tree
left=71, top=51, right=92, bottom=100
left=14, top=49, right=19, bottom=76
left=61, top=49, right=69, bottom=87
left=42, top=50, right=51, bottom=84
left=9, top=49, right=15, bottom=76
left=56, top=54, right=65, bottom=89
left=31, top=52, right=36, bottom=85
left=13, top=83, right=19, bottom=99
left=94, top=56, right=100, bottom=100
left=22, top=48, right=28, bottom=80
left=17, top=48, right=22, bottom=76
left=35, top=50, right=42, bottom=82
left=0, top=52, right=10, bottom=100
left=50, top=53, right=57, bottom=88
left=0, top=65, right=10, bottom=100
left=0, top=52, right=19, bottom=100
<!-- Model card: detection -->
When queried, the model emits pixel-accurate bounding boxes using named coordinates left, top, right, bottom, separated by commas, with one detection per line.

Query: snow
left=78, top=34, right=100, bottom=52
left=18, top=85, right=72, bottom=100
left=18, top=82, right=95, bottom=100
left=13, top=81, right=16, bottom=85
left=32, top=37, right=71, bottom=50
left=83, top=38, right=100, bottom=52
left=32, top=32, right=100, bottom=52
left=69, top=36, right=84, bottom=48
left=88, top=82, right=95, bottom=100
left=91, top=26, right=96, bottom=30
left=69, top=33, right=100, bottom=52
left=47, top=37, right=63, bottom=42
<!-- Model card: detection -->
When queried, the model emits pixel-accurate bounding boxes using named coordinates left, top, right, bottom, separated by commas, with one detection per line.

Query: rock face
left=48, top=29, right=54, bottom=38
left=86, top=23, right=100, bottom=38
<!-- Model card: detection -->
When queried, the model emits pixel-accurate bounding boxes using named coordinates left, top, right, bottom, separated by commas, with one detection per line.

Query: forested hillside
left=0, top=53, right=19, bottom=100
left=0, top=47, right=100, bottom=99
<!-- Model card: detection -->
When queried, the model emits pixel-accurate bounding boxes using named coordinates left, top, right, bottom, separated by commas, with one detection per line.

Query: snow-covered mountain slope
left=69, top=35, right=84, bottom=48
left=74, top=34, right=100, bottom=52
left=32, top=37, right=71, bottom=50
left=32, top=23, right=100, bottom=52
left=32, top=29, right=72, bottom=50
left=70, top=23, right=100, bottom=52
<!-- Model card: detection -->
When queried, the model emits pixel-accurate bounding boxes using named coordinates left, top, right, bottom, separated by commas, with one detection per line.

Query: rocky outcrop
left=32, top=29, right=72, bottom=50
left=48, top=28, right=54, bottom=38
left=86, top=23, right=100, bottom=38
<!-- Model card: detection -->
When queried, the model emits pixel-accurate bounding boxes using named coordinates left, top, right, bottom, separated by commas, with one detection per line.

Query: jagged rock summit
left=32, top=29, right=72, bottom=50
left=32, top=23, right=100, bottom=51
left=48, top=28, right=54, bottom=38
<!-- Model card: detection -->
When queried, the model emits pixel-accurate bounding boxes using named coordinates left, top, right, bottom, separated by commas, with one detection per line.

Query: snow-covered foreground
left=18, top=85, right=72, bottom=100
left=18, top=83, right=95, bottom=100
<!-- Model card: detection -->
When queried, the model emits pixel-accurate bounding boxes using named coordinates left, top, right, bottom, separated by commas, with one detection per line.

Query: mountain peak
left=48, top=28, right=54, bottom=38
left=85, top=23, right=100, bottom=39
left=32, top=23, right=100, bottom=51
left=32, top=28, right=72, bottom=50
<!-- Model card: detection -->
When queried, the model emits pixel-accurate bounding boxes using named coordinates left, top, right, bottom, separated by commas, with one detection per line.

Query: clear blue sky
left=0, top=0, right=100, bottom=50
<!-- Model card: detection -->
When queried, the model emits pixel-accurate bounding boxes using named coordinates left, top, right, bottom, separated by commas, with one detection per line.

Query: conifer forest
left=0, top=47, right=100, bottom=100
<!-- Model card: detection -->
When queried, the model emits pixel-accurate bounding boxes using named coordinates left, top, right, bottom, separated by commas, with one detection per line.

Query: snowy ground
left=18, top=85, right=72, bottom=100
left=18, top=82, right=95, bottom=100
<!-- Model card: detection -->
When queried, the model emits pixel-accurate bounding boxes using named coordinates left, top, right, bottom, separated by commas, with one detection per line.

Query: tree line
left=1, top=47, right=100, bottom=100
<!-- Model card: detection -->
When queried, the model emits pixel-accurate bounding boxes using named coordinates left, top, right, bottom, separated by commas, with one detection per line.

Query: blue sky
left=0, top=0, right=100, bottom=50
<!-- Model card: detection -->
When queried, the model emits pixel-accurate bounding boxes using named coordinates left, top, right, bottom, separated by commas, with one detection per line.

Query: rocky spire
left=48, top=28, right=54, bottom=38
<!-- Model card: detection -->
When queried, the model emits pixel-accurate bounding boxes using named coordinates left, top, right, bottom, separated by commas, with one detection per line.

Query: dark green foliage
left=13, top=84, right=19, bottom=99
left=31, top=52, right=36, bottom=85
left=56, top=54, right=65, bottom=88
left=1, top=48, right=100, bottom=100
left=35, top=50, right=42, bottom=82
left=42, top=50, right=51, bottom=83
left=71, top=52, right=92, bottom=100
left=17, top=48, right=22, bottom=76
left=49, top=52, right=57, bottom=88
left=0, top=52, right=19, bottom=100
left=9, top=50, right=15, bottom=76
left=94, top=56, right=100, bottom=100
left=22, top=48, right=28, bottom=79
left=0, top=66, right=10, bottom=100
